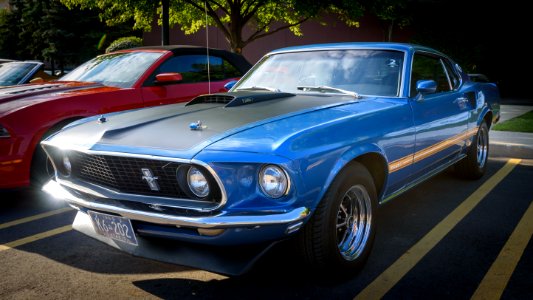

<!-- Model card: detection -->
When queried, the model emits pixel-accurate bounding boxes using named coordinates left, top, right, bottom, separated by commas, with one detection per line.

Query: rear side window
left=442, top=59, right=461, bottom=89
left=148, top=54, right=242, bottom=84
left=410, top=53, right=451, bottom=97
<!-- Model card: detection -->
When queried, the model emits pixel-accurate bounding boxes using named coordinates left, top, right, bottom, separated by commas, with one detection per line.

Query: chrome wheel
left=336, top=184, right=373, bottom=261
left=476, top=125, right=488, bottom=168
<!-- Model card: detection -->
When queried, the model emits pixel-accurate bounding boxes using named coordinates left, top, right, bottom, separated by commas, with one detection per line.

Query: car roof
left=119, top=45, right=252, bottom=73
left=268, top=42, right=444, bottom=57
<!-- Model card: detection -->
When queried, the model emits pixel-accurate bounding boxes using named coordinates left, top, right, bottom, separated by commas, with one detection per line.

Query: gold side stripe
left=389, top=127, right=479, bottom=173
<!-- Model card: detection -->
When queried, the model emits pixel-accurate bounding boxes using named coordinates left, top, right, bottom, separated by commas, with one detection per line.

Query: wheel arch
left=482, top=110, right=493, bottom=129
left=353, top=153, right=388, bottom=200
left=321, top=144, right=389, bottom=204
left=30, top=116, right=85, bottom=178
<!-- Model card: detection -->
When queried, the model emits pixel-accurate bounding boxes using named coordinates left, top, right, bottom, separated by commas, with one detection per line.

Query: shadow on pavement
left=131, top=242, right=359, bottom=300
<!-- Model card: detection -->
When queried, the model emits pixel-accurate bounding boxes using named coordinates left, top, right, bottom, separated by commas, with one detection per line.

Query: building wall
left=143, top=14, right=413, bottom=64
left=0, top=0, right=9, bottom=10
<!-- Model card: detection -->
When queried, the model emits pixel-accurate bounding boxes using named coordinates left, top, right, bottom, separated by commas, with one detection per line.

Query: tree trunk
left=161, top=0, right=169, bottom=45
left=387, top=20, right=394, bottom=42
left=229, top=38, right=244, bottom=54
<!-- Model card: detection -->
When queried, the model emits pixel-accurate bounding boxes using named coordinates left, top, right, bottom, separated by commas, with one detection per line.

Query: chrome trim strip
left=388, top=127, right=478, bottom=173
left=41, top=143, right=228, bottom=211
left=43, top=180, right=310, bottom=229
left=58, top=179, right=217, bottom=211
left=382, top=153, right=466, bottom=204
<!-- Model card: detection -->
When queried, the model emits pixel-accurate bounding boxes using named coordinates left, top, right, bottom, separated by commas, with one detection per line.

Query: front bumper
left=43, top=179, right=309, bottom=230
left=44, top=179, right=310, bottom=275
left=0, top=156, right=30, bottom=189
left=72, top=210, right=282, bottom=276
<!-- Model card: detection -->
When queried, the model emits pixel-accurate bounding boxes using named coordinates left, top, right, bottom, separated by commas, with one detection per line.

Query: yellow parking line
left=354, top=159, right=521, bottom=300
left=0, top=207, right=72, bottom=230
left=471, top=200, right=533, bottom=300
left=0, top=225, right=72, bottom=252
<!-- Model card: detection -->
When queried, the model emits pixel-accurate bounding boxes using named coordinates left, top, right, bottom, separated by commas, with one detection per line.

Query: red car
left=0, top=46, right=251, bottom=189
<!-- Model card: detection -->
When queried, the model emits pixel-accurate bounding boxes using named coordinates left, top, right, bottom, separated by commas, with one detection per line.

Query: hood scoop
left=186, top=94, right=236, bottom=106
left=186, top=91, right=295, bottom=108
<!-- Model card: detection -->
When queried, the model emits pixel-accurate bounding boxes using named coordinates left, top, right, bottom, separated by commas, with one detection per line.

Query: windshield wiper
left=235, top=86, right=281, bottom=92
left=297, top=85, right=360, bottom=98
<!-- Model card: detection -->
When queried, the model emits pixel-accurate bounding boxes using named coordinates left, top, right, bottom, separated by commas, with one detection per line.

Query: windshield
left=0, top=62, right=39, bottom=86
left=60, top=52, right=164, bottom=88
left=235, top=50, right=404, bottom=97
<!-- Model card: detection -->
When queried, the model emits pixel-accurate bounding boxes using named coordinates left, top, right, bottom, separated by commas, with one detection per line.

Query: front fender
left=321, top=144, right=386, bottom=202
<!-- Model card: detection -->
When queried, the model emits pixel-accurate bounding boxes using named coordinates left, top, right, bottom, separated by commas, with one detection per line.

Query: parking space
left=1, top=158, right=532, bottom=299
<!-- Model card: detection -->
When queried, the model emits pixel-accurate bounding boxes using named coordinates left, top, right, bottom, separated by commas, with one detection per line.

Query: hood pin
left=189, top=120, right=206, bottom=131
left=98, top=115, right=107, bottom=123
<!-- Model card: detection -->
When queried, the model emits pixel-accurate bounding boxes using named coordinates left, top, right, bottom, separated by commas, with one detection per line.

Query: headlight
left=259, top=165, right=289, bottom=198
left=62, top=154, right=72, bottom=176
left=0, top=125, right=10, bottom=138
left=187, top=166, right=210, bottom=198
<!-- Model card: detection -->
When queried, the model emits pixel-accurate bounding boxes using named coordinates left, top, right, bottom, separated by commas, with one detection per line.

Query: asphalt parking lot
left=1, top=157, right=532, bottom=299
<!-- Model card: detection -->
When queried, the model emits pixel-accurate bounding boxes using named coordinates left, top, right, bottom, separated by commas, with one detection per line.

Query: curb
left=490, top=142, right=533, bottom=159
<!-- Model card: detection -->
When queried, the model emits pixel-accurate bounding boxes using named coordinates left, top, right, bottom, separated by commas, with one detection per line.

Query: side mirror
left=416, top=80, right=437, bottom=94
left=155, top=73, right=183, bottom=85
left=223, top=80, right=238, bottom=91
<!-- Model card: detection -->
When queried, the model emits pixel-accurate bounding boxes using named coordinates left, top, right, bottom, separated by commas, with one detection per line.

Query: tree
left=60, top=0, right=364, bottom=54
left=0, top=0, right=138, bottom=68
left=370, top=0, right=412, bottom=42
left=105, top=36, right=143, bottom=53
left=0, top=0, right=25, bottom=59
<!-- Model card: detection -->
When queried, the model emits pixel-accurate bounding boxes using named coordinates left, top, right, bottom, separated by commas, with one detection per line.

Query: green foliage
left=0, top=0, right=138, bottom=70
left=370, top=0, right=412, bottom=41
left=493, top=111, right=533, bottom=133
left=59, top=0, right=365, bottom=53
left=105, top=36, right=143, bottom=53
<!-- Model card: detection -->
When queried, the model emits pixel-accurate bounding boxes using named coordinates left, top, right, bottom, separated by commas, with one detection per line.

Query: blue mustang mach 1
left=42, top=43, right=500, bottom=276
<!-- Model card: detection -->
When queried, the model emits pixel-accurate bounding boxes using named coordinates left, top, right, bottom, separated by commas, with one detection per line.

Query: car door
left=141, top=54, right=243, bottom=106
left=409, top=52, right=469, bottom=178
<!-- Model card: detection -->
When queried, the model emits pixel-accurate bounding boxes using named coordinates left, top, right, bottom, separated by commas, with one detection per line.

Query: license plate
left=88, top=211, right=138, bottom=246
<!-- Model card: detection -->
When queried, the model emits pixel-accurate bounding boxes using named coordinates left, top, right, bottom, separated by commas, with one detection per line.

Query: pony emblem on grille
left=141, top=168, right=160, bottom=191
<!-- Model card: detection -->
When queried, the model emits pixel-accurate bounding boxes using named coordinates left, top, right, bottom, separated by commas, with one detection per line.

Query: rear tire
left=455, top=122, right=489, bottom=179
left=298, top=161, right=377, bottom=273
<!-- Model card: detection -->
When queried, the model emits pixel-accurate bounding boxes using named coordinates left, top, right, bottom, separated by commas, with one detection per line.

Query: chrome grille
left=70, top=152, right=188, bottom=198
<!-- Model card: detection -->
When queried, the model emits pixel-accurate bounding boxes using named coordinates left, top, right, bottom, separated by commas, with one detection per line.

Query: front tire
left=455, top=121, right=489, bottom=179
left=298, top=161, right=377, bottom=273
left=30, top=121, right=73, bottom=188
left=30, top=145, right=55, bottom=188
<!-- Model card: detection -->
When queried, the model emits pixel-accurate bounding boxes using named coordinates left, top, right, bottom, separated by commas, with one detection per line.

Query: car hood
left=45, top=91, right=392, bottom=159
left=0, top=81, right=118, bottom=115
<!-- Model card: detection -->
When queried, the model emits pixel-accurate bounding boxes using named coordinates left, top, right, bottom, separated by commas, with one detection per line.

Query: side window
left=442, top=59, right=460, bottom=89
left=145, top=55, right=243, bottom=85
left=158, top=55, right=209, bottom=83
left=208, top=56, right=243, bottom=80
left=410, top=53, right=451, bottom=97
left=223, top=59, right=243, bottom=78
